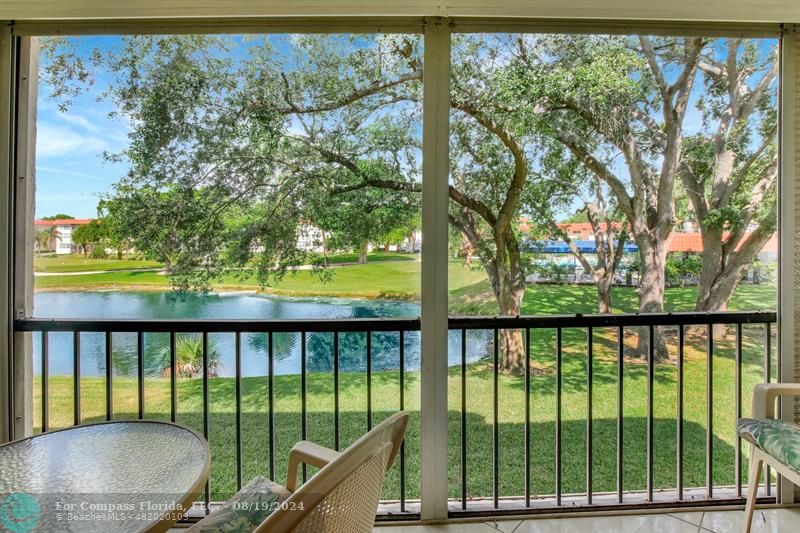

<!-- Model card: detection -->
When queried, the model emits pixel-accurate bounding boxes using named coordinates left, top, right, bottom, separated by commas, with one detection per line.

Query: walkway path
left=34, top=267, right=165, bottom=277
left=34, top=257, right=420, bottom=277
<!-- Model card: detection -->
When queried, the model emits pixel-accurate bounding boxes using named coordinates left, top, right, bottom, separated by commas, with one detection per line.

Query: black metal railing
left=14, top=310, right=778, bottom=520
left=15, top=317, right=421, bottom=520
left=448, top=311, right=778, bottom=516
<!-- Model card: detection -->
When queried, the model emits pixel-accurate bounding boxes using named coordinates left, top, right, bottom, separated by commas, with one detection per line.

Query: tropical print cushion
left=737, top=417, right=800, bottom=474
left=187, top=476, right=291, bottom=532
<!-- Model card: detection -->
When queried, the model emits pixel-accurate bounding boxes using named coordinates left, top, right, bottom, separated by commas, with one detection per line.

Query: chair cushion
left=737, top=417, right=800, bottom=474
left=187, top=476, right=291, bottom=532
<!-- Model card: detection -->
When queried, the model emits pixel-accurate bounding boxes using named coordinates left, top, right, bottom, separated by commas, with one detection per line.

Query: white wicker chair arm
left=286, top=441, right=340, bottom=492
left=751, top=382, right=800, bottom=418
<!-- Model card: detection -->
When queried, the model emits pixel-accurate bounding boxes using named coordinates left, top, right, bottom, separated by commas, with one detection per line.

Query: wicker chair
left=258, top=411, right=408, bottom=532
left=189, top=411, right=408, bottom=533
left=737, top=384, right=800, bottom=533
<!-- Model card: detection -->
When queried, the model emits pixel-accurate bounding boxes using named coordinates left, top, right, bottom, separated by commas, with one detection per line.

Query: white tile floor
left=373, top=508, right=800, bottom=533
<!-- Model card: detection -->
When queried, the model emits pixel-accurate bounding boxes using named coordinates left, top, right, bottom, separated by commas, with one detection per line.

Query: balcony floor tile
left=167, top=508, right=800, bottom=532
left=502, top=513, right=699, bottom=533
left=374, top=523, right=501, bottom=532
left=700, top=508, right=800, bottom=532
left=373, top=508, right=800, bottom=532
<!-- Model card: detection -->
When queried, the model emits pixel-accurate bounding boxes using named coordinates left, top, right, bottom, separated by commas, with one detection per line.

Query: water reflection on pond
left=33, top=291, right=492, bottom=377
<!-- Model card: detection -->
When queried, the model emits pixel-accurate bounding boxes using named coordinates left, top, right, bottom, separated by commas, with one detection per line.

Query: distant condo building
left=34, top=218, right=93, bottom=254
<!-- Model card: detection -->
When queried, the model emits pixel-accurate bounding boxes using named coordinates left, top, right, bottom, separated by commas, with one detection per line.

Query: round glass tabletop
left=0, top=421, right=209, bottom=532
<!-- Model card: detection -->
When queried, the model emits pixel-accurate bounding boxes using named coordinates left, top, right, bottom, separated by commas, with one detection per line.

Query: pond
left=33, top=291, right=492, bottom=377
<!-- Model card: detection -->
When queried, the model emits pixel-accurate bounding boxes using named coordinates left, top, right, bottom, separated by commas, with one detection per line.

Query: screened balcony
left=1, top=2, right=799, bottom=532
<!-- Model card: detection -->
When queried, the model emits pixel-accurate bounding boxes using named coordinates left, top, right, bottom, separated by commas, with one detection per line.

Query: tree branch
left=278, top=71, right=422, bottom=115
left=551, top=126, right=634, bottom=220
left=639, top=36, right=669, bottom=99
left=452, top=99, right=527, bottom=233
left=719, top=123, right=777, bottom=207
left=550, top=222, right=596, bottom=275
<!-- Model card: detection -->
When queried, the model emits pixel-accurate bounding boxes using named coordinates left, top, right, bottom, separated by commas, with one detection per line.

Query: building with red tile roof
left=666, top=232, right=777, bottom=255
left=34, top=218, right=94, bottom=254
left=519, top=219, right=776, bottom=259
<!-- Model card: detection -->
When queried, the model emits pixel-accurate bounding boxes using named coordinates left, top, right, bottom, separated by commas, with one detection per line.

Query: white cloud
left=36, top=165, right=110, bottom=182
left=59, top=112, right=101, bottom=133
left=36, top=123, right=108, bottom=159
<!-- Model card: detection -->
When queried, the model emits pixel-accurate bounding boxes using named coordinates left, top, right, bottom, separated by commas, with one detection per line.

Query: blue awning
left=526, top=239, right=638, bottom=254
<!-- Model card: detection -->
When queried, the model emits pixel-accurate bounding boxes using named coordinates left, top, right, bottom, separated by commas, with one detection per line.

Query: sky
left=33, top=33, right=327, bottom=220
left=35, top=37, right=130, bottom=220
left=34, top=34, right=778, bottom=221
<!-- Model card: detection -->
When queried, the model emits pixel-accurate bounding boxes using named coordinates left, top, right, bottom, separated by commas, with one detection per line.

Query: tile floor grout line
left=667, top=512, right=705, bottom=529
left=485, top=519, right=520, bottom=533
left=485, top=520, right=500, bottom=532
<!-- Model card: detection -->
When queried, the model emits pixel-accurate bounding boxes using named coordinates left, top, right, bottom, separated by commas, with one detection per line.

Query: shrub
left=156, top=335, right=222, bottom=378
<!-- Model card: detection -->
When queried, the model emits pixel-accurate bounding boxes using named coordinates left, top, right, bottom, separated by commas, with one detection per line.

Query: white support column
left=11, top=36, right=38, bottom=440
left=420, top=16, right=450, bottom=521
left=779, top=24, right=797, bottom=504
left=0, top=23, right=14, bottom=444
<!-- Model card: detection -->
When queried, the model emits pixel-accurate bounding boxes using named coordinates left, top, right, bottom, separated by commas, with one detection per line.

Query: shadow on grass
left=450, top=414, right=742, bottom=501
left=79, top=409, right=741, bottom=504
left=449, top=280, right=775, bottom=317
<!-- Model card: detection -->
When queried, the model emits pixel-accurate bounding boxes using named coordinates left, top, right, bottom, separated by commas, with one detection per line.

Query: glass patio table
left=0, top=421, right=210, bottom=532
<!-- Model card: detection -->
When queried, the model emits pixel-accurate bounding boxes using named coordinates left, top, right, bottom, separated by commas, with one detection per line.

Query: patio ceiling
left=2, top=0, right=799, bottom=24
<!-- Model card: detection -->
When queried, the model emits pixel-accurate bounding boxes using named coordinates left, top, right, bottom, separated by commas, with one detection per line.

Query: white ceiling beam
left=3, top=0, right=798, bottom=24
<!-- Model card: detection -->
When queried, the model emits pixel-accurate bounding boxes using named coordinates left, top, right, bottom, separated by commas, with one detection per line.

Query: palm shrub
left=157, top=335, right=222, bottom=378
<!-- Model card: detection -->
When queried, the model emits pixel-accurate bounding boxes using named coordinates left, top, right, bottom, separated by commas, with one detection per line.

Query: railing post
left=420, top=16, right=451, bottom=521
left=778, top=23, right=797, bottom=504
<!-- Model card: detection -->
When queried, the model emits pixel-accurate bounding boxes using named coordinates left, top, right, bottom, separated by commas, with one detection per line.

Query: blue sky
left=33, top=33, right=409, bottom=219
left=36, top=37, right=130, bottom=219
left=33, top=33, right=320, bottom=219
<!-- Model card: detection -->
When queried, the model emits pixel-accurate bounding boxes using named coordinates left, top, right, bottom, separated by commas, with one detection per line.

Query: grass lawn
left=33, top=252, right=414, bottom=275
left=35, top=259, right=487, bottom=300
left=34, top=256, right=163, bottom=273
left=34, top=324, right=773, bottom=503
left=320, top=251, right=418, bottom=264
left=449, top=279, right=776, bottom=315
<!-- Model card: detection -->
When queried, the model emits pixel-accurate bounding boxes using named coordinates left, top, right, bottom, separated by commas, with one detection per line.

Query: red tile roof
left=557, top=222, right=624, bottom=232
left=667, top=232, right=777, bottom=253
left=518, top=218, right=777, bottom=254
left=518, top=221, right=626, bottom=234
left=34, top=218, right=93, bottom=227
left=666, top=232, right=704, bottom=253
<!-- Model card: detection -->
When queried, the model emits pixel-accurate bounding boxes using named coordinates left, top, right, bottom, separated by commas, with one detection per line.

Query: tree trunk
left=695, top=228, right=773, bottom=312
left=162, top=257, right=174, bottom=275
left=321, top=232, right=329, bottom=267
left=596, top=274, right=613, bottom=314
left=358, top=240, right=369, bottom=264
left=495, top=276, right=526, bottom=376
left=699, top=266, right=749, bottom=312
left=695, top=227, right=725, bottom=311
left=482, top=235, right=527, bottom=375
left=635, top=237, right=669, bottom=360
